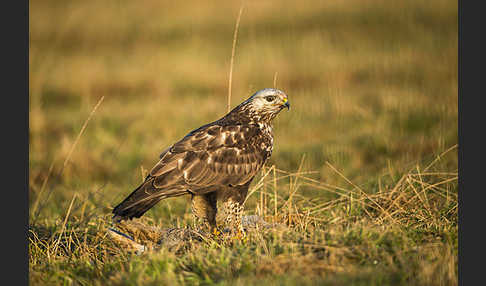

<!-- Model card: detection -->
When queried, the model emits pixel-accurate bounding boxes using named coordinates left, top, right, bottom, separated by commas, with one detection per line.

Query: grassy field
left=29, top=0, right=457, bottom=285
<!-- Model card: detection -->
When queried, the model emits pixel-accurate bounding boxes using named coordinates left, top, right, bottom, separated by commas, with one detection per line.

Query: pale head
left=225, top=88, right=290, bottom=125
left=248, top=88, right=289, bottom=111
left=243, top=88, right=290, bottom=123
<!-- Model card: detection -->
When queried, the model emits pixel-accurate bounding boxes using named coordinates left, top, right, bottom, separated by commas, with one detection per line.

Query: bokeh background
left=29, top=0, right=457, bottom=284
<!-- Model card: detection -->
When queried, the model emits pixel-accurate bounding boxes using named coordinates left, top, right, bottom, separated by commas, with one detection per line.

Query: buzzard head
left=233, top=88, right=290, bottom=124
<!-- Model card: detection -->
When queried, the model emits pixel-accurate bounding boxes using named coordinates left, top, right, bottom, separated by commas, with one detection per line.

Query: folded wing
left=112, top=123, right=268, bottom=220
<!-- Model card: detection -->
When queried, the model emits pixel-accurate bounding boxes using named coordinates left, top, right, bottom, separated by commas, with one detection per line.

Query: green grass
left=29, top=0, right=457, bottom=285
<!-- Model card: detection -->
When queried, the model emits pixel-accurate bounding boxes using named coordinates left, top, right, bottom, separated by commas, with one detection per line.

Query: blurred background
left=29, top=0, right=457, bottom=219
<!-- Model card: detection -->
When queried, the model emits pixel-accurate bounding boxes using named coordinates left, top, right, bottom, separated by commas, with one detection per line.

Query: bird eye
left=265, top=96, right=276, bottom=102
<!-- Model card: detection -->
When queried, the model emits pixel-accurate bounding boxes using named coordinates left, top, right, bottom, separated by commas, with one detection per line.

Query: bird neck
left=223, top=101, right=277, bottom=126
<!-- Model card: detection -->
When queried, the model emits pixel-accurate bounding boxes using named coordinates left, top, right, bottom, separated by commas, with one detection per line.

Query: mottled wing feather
left=148, top=124, right=267, bottom=192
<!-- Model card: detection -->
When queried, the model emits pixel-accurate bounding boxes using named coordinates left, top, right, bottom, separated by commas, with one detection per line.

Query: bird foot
left=232, top=228, right=247, bottom=242
left=212, top=226, right=247, bottom=243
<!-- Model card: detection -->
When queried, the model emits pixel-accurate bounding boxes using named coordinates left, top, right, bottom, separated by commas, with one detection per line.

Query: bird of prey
left=112, top=88, right=290, bottom=232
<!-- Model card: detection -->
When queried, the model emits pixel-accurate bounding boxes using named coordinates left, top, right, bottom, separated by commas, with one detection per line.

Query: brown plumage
left=112, top=88, right=290, bottom=230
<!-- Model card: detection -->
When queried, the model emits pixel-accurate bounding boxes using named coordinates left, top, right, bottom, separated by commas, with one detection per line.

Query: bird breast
left=256, top=123, right=274, bottom=159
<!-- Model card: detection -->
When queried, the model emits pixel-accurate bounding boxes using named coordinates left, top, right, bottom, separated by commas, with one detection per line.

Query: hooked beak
left=282, top=98, right=290, bottom=110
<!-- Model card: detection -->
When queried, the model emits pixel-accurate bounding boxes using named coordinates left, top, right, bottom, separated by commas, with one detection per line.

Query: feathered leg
left=218, top=184, right=249, bottom=237
left=191, top=192, right=217, bottom=232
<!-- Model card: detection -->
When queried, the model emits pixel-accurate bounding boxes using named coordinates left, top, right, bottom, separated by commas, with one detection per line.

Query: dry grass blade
left=423, top=144, right=458, bottom=172
left=32, top=96, right=105, bottom=224
left=273, top=165, right=278, bottom=220
left=325, top=161, right=400, bottom=225
left=60, top=96, right=105, bottom=174
left=273, top=167, right=349, bottom=193
left=30, top=155, right=58, bottom=220
left=245, top=164, right=275, bottom=204
left=53, top=194, right=77, bottom=257
left=407, top=176, right=458, bottom=199
left=282, top=156, right=306, bottom=223
left=227, top=3, right=244, bottom=113
left=406, top=175, right=433, bottom=217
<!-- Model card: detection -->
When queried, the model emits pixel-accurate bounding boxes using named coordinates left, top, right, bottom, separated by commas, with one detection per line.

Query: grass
left=29, top=156, right=458, bottom=285
left=29, top=0, right=457, bottom=285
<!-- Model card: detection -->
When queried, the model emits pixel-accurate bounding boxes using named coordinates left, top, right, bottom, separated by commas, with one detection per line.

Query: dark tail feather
left=112, top=179, right=186, bottom=222
left=112, top=196, right=163, bottom=223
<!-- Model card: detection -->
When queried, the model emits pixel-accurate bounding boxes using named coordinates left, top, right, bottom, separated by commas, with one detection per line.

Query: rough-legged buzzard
left=112, top=88, right=290, bottom=231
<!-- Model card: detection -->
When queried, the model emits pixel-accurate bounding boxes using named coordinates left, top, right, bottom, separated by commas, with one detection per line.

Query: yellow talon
left=231, top=229, right=245, bottom=241
left=212, top=228, right=221, bottom=236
